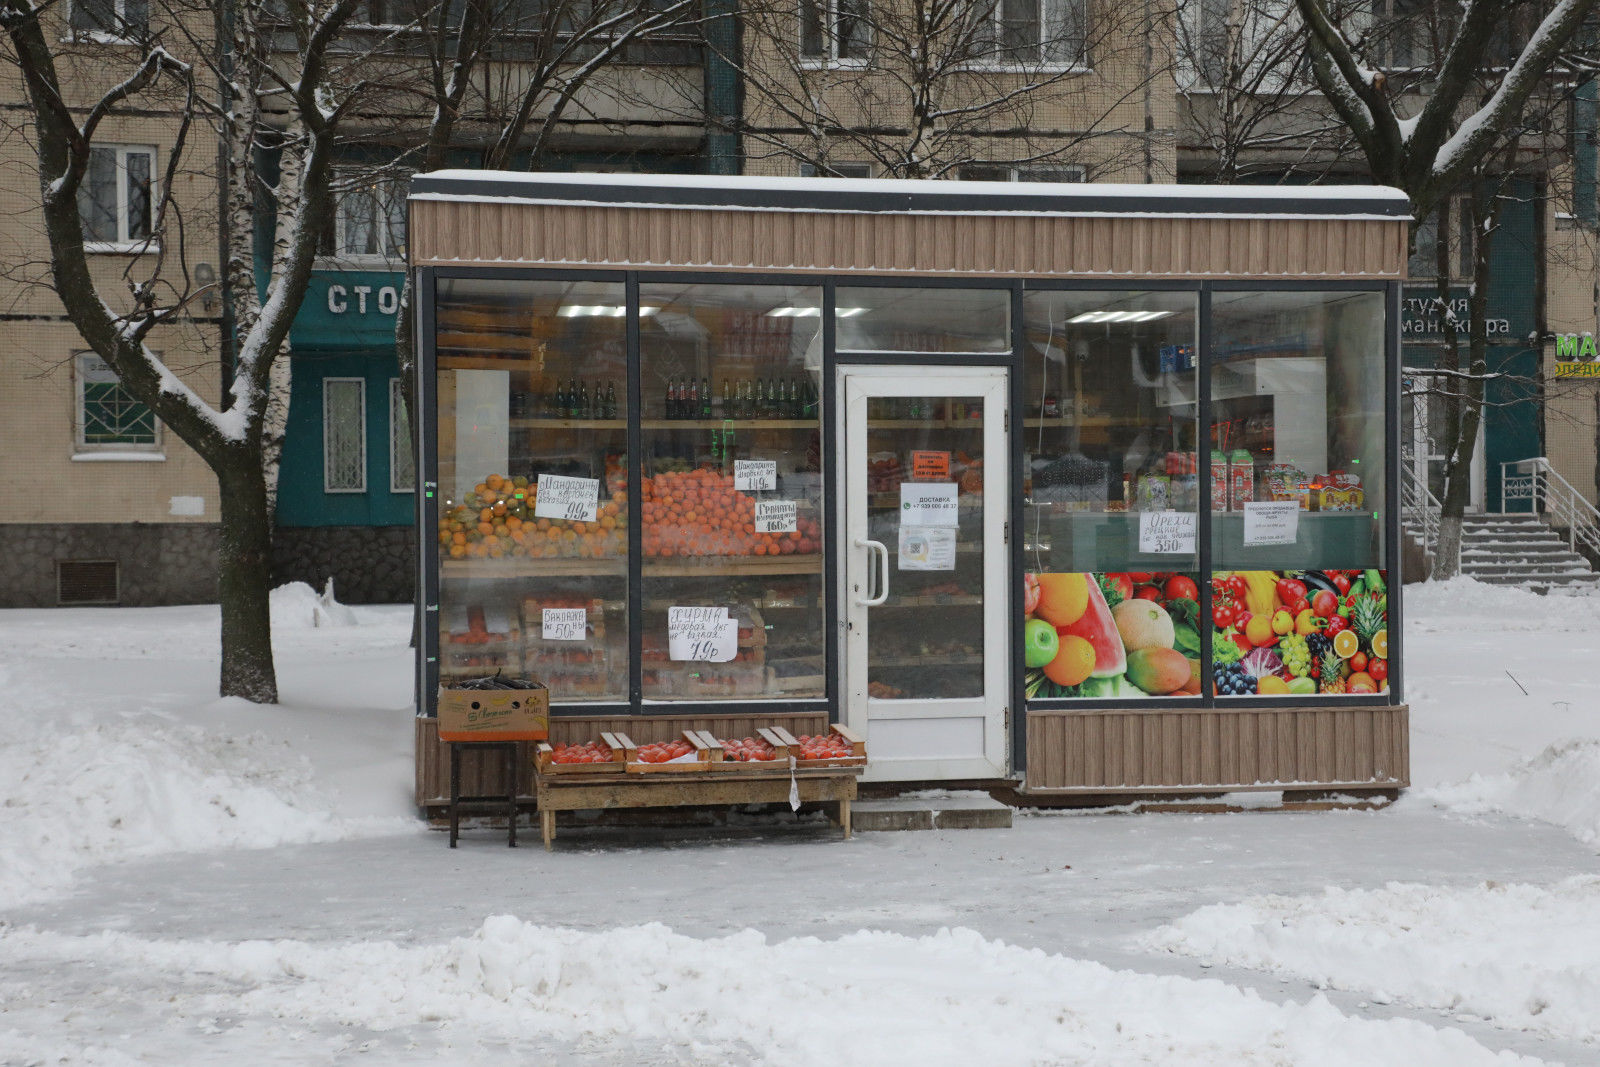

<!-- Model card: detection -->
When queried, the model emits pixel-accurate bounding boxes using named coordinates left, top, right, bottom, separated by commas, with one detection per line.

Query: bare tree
left=1293, top=0, right=1600, bottom=578
left=713, top=0, right=1172, bottom=179
left=0, top=0, right=378, bottom=701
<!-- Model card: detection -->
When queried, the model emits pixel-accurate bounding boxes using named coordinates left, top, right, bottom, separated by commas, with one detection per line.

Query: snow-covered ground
left=1, top=577, right=1597, bottom=1065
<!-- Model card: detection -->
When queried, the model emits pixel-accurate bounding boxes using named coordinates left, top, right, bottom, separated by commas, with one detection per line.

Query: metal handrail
left=1400, top=456, right=1440, bottom=557
left=1500, top=458, right=1600, bottom=558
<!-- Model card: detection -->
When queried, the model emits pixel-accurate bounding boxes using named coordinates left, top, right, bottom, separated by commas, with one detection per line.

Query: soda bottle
left=605, top=381, right=618, bottom=419
left=666, top=377, right=679, bottom=419
left=699, top=377, right=711, bottom=419
left=578, top=380, right=590, bottom=419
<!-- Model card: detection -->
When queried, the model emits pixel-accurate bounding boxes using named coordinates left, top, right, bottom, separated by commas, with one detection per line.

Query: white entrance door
left=1408, top=384, right=1485, bottom=511
left=840, top=366, right=1010, bottom=782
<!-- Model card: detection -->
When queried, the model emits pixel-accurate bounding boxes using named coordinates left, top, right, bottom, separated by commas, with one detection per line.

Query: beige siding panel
left=1023, top=706, right=1410, bottom=793
left=411, top=201, right=1407, bottom=278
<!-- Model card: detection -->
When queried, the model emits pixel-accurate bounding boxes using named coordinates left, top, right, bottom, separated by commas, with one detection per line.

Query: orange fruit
left=1371, top=630, right=1388, bottom=658
left=1333, top=629, right=1359, bottom=659
left=1034, top=573, right=1090, bottom=627
left=1042, top=634, right=1096, bottom=688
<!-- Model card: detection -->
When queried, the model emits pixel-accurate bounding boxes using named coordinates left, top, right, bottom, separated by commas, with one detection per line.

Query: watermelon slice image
left=1058, top=578, right=1127, bottom=679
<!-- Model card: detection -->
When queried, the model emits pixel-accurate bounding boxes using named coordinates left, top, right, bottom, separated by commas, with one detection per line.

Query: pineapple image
left=1319, top=646, right=1346, bottom=694
left=1352, top=595, right=1385, bottom=655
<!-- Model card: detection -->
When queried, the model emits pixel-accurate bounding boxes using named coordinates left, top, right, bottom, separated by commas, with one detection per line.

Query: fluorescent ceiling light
left=1066, top=309, right=1175, bottom=324
left=558, top=305, right=658, bottom=317
left=765, top=307, right=822, bottom=318
left=836, top=307, right=867, bottom=318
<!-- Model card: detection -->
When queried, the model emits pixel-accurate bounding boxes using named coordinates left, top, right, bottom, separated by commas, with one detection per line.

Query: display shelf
left=441, top=558, right=626, bottom=579
left=866, top=418, right=985, bottom=429
left=510, top=418, right=627, bottom=430
left=1021, top=416, right=1144, bottom=429
left=438, top=353, right=532, bottom=370
left=642, top=556, right=823, bottom=578
left=641, top=418, right=816, bottom=430
left=440, top=637, right=521, bottom=653
left=878, top=594, right=983, bottom=607
left=870, top=655, right=983, bottom=669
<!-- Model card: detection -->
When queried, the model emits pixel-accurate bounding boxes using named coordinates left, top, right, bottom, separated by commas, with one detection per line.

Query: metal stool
left=448, top=741, right=521, bottom=847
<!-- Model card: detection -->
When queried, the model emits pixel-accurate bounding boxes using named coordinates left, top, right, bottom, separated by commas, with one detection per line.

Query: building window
left=1368, top=0, right=1439, bottom=70
left=390, top=378, right=415, bottom=493
left=800, top=0, right=869, bottom=62
left=78, top=145, right=155, bottom=248
left=324, top=171, right=408, bottom=259
left=958, top=163, right=1086, bottom=182
left=71, top=0, right=149, bottom=38
left=798, top=161, right=873, bottom=177
left=323, top=378, right=367, bottom=493
left=969, top=0, right=1086, bottom=66
left=76, top=353, right=159, bottom=452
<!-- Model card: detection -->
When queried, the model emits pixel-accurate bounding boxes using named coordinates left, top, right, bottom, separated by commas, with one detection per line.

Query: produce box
left=770, top=724, right=868, bottom=768
left=700, top=728, right=787, bottom=767
left=436, top=680, right=549, bottom=742
left=617, top=730, right=714, bottom=773
left=535, top=734, right=626, bottom=774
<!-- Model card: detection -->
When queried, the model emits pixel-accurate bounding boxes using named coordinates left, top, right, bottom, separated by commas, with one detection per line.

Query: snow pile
left=1405, top=578, right=1600, bottom=633
left=0, top=702, right=404, bottom=911
left=269, top=579, right=360, bottom=628
left=0, top=919, right=1541, bottom=1066
left=1144, top=878, right=1600, bottom=1043
left=1421, top=738, right=1600, bottom=848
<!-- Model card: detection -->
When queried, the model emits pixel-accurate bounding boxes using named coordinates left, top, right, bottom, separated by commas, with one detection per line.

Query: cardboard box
left=436, top=683, right=549, bottom=742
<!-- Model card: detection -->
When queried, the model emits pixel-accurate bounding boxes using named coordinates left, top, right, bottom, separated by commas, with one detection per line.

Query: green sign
left=290, top=269, right=404, bottom=348
left=1555, top=334, right=1598, bottom=360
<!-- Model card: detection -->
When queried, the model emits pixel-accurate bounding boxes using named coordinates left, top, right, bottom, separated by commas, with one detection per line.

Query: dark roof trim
left=409, top=170, right=1412, bottom=219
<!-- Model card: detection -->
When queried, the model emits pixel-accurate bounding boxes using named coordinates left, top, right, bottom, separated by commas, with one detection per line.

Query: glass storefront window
left=638, top=283, right=826, bottom=701
left=1209, top=290, right=1389, bottom=698
left=1019, top=290, right=1202, bottom=700
left=434, top=278, right=630, bottom=703
left=836, top=286, right=1010, bottom=353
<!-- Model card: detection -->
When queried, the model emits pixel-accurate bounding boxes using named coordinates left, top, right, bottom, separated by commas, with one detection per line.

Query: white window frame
left=81, top=144, right=158, bottom=252
left=799, top=0, right=871, bottom=67
left=323, top=377, right=368, bottom=494
left=68, top=0, right=149, bottom=41
left=959, top=163, right=1087, bottom=183
left=323, top=168, right=409, bottom=266
left=963, top=0, right=1089, bottom=72
left=73, top=352, right=163, bottom=458
left=799, top=161, right=873, bottom=178
left=389, top=377, right=415, bottom=494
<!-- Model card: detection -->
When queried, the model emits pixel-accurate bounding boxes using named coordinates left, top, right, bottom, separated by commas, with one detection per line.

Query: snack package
left=1228, top=449, right=1254, bottom=510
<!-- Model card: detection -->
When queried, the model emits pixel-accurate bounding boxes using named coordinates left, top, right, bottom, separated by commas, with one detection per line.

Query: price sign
left=534, top=474, right=599, bottom=523
left=911, top=450, right=950, bottom=481
left=1242, top=501, right=1301, bottom=546
left=734, top=459, right=778, bottom=492
left=1138, top=511, right=1196, bottom=555
left=755, top=499, right=797, bottom=533
left=900, top=482, right=959, bottom=527
left=667, top=606, right=737, bottom=663
left=541, top=608, right=587, bottom=642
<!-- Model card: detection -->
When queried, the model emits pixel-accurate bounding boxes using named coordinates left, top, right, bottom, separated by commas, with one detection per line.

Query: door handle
left=855, top=537, right=889, bottom=606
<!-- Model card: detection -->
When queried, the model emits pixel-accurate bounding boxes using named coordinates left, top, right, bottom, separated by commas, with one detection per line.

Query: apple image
left=1024, top=618, right=1060, bottom=668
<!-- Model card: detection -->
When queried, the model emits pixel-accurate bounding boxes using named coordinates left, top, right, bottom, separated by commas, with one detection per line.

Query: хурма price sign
left=667, top=606, right=737, bottom=663
left=734, top=459, right=777, bottom=492
left=534, top=473, right=599, bottom=523
left=754, top=499, right=797, bottom=533
left=1138, top=511, right=1196, bottom=554
left=541, top=608, right=587, bottom=642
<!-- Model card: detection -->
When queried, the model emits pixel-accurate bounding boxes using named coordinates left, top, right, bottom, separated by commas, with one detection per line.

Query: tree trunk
left=217, top=454, right=279, bottom=702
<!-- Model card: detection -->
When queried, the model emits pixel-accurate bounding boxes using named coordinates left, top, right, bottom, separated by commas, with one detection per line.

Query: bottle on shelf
left=722, top=378, right=732, bottom=416
left=604, top=381, right=618, bottom=420
left=547, top=379, right=561, bottom=419
left=666, top=376, right=678, bottom=419
left=699, top=377, right=711, bottom=419
left=566, top=377, right=579, bottom=419
left=740, top=379, right=753, bottom=419
left=578, top=380, right=590, bottom=420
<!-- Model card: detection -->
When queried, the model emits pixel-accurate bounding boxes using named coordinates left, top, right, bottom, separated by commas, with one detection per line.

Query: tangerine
left=1042, top=634, right=1096, bottom=688
left=1034, top=573, right=1090, bottom=627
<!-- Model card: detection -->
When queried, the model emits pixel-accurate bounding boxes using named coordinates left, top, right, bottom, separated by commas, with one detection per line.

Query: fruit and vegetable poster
left=1023, top=572, right=1203, bottom=699
left=1211, top=570, right=1389, bottom=696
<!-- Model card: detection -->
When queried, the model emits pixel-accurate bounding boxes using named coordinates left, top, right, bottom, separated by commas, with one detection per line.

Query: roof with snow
left=409, top=170, right=1411, bottom=220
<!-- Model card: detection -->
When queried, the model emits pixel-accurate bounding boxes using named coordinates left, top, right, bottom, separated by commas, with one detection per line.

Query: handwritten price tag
left=534, top=473, right=599, bottom=523
left=667, top=606, right=737, bottom=663
left=541, top=608, right=587, bottom=642
left=734, top=459, right=777, bottom=492
left=754, top=499, right=797, bottom=533
left=1138, top=511, right=1196, bottom=554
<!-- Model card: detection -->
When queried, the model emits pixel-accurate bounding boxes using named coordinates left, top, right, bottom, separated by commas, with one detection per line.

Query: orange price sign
left=911, top=450, right=950, bottom=481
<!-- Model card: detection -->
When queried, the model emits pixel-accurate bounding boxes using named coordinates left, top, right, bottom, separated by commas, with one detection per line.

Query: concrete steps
left=852, top=793, right=1014, bottom=831
left=1452, top=513, right=1600, bottom=591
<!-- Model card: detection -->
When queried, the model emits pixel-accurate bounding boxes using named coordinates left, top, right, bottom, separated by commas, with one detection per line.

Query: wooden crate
left=619, top=731, right=714, bottom=773
left=534, top=734, right=627, bottom=775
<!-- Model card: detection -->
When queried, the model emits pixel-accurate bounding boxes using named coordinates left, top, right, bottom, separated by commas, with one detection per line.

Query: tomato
left=1290, top=596, right=1310, bottom=616
left=1212, top=602, right=1237, bottom=628
left=1367, top=658, right=1388, bottom=683
left=1311, top=590, right=1338, bottom=619
left=1104, top=573, right=1134, bottom=601
left=1134, top=585, right=1163, bottom=601
left=1276, top=578, right=1306, bottom=606
left=1163, top=575, right=1198, bottom=602
left=1125, top=573, right=1153, bottom=582
left=1332, top=573, right=1352, bottom=595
